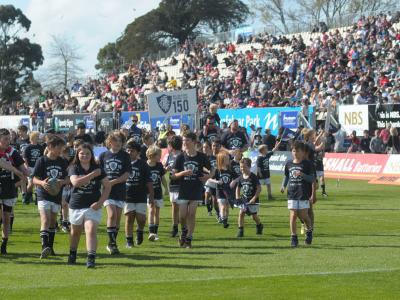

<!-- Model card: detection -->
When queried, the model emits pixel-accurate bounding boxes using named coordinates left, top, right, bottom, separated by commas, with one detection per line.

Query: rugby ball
left=47, top=178, right=61, bottom=196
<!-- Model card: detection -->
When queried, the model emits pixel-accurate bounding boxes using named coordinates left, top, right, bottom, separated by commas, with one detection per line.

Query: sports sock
left=321, top=184, right=326, bottom=193
left=206, top=203, right=212, bottom=213
left=40, top=230, right=49, bottom=249
left=10, top=215, right=14, bottom=231
left=87, top=250, right=96, bottom=260
left=126, top=236, right=133, bottom=244
left=154, top=224, right=159, bottom=234
left=115, top=227, right=120, bottom=239
left=149, top=224, right=155, bottom=234
left=69, top=249, right=77, bottom=257
left=107, top=227, right=116, bottom=245
left=48, top=227, right=56, bottom=249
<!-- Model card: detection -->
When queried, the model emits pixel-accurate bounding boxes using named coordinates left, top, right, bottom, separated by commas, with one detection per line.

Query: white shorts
left=103, top=199, right=125, bottom=209
left=176, top=199, right=202, bottom=206
left=148, top=198, right=164, bottom=208
left=316, top=171, right=324, bottom=178
left=241, top=204, right=259, bottom=214
left=69, top=208, right=102, bottom=225
left=288, top=200, right=310, bottom=210
left=38, top=200, right=61, bottom=214
left=0, top=198, right=17, bottom=207
left=205, top=179, right=217, bottom=189
left=169, top=192, right=179, bottom=203
left=217, top=198, right=229, bottom=205
left=259, top=178, right=271, bottom=185
left=124, top=202, right=147, bottom=215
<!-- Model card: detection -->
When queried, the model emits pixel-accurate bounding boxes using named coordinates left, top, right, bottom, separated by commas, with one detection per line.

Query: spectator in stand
left=387, top=127, right=400, bottom=154
left=347, top=130, right=360, bottom=153
left=128, top=114, right=143, bottom=143
left=262, top=129, right=276, bottom=151
left=379, top=125, right=391, bottom=145
left=370, top=129, right=386, bottom=153
left=74, top=123, right=93, bottom=144
left=333, top=124, right=347, bottom=153
left=360, top=130, right=371, bottom=153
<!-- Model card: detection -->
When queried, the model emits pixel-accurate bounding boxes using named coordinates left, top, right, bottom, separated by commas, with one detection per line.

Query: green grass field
left=0, top=177, right=399, bottom=299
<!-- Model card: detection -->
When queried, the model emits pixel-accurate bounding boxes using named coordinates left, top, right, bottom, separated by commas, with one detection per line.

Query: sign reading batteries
left=147, top=89, right=197, bottom=118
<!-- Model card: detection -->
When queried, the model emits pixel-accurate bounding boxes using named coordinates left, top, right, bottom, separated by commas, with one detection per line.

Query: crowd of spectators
left=2, top=12, right=400, bottom=137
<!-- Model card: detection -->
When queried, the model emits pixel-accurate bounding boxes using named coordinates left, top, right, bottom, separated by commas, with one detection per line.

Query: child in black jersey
left=125, top=140, right=154, bottom=248
left=164, top=136, right=182, bottom=237
left=281, top=141, right=315, bottom=247
left=32, top=135, right=69, bottom=258
left=99, top=131, right=131, bottom=255
left=147, top=145, right=168, bottom=241
left=235, top=158, right=263, bottom=238
left=256, top=142, right=280, bottom=200
left=68, top=143, right=111, bottom=268
left=23, top=131, right=44, bottom=204
left=209, top=152, right=234, bottom=228
left=172, top=131, right=212, bottom=248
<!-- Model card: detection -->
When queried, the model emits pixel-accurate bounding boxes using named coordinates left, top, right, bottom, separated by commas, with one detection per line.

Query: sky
left=1, top=0, right=161, bottom=77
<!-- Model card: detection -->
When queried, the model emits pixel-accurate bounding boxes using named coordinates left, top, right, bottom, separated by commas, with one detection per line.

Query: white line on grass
left=2, top=267, right=399, bottom=290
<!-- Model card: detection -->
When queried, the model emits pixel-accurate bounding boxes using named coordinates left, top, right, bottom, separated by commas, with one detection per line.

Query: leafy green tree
left=0, top=5, right=43, bottom=104
left=95, top=42, right=123, bottom=73
left=97, top=0, right=249, bottom=72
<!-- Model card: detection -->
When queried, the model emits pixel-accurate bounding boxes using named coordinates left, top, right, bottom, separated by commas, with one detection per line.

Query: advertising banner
left=218, top=106, right=314, bottom=136
left=53, top=113, right=92, bottom=132
left=244, top=150, right=292, bottom=174
left=147, top=89, right=197, bottom=119
left=0, top=115, right=31, bottom=130
left=280, top=111, right=299, bottom=130
left=120, top=111, right=151, bottom=131
left=368, top=104, right=400, bottom=130
left=323, top=153, right=389, bottom=180
left=338, top=104, right=369, bottom=136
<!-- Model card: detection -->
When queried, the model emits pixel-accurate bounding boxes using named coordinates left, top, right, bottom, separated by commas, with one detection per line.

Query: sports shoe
left=67, top=254, right=76, bottom=265
left=207, top=211, right=212, bottom=216
left=126, top=242, right=134, bottom=249
left=223, top=222, right=230, bottom=229
left=237, top=229, right=244, bottom=238
left=305, top=230, right=313, bottom=245
left=256, top=223, right=264, bottom=235
left=170, top=226, right=178, bottom=238
left=291, top=235, right=298, bottom=248
left=179, top=236, right=186, bottom=247
left=300, top=223, right=305, bottom=235
left=86, top=257, right=95, bottom=268
left=61, top=222, right=70, bottom=233
left=185, top=239, right=192, bottom=249
left=217, top=216, right=223, bottom=224
left=322, top=192, right=328, bottom=197
left=106, top=244, right=119, bottom=255
left=154, top=234, right=160, bottom=241
left=40, top=246, right=51, bottom=259
left=148, top=233, right=156, bottom=242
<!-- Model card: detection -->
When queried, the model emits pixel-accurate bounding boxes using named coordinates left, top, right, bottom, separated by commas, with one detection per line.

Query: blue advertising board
left=120, top=111, right=194, bottom=131
left=280, top=111, right=298, bottom=129
left=218, top=106, right=314, bottom=136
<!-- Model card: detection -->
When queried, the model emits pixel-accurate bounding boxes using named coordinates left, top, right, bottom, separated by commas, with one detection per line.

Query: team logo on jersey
left=230, top=138, right=241, bottom=148
left=109, top=161, right=118, bottom=171
left=242, top=183, right=251, bottom=194
left=157, top=94, right=172, bottom=114
left=185, top=162, right=197, bottom=174
left=49, top=169, right=59, bottom=178
left=221, top=175, right=230, bottom=184
left=151, top=172, right=159, bottom=183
